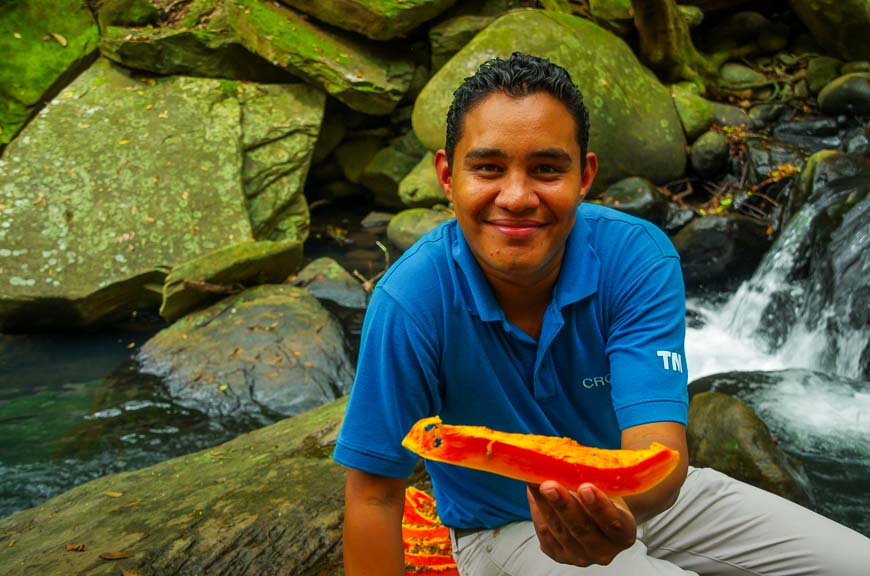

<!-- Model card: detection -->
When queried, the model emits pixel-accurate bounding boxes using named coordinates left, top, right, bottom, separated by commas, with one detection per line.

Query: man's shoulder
left=578, top=203, right=677, bottom=260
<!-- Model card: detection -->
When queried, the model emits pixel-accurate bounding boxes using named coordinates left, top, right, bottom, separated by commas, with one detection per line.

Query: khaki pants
left=450, top=467, right=870, bottom=575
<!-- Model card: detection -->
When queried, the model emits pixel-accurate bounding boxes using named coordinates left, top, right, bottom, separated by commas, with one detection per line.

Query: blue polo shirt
left=333, top=203, right=688, bottom=529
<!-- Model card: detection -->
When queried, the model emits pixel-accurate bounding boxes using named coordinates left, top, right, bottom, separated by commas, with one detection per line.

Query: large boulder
left=0, top=396, right=350, bottom=575
left=0, top=59, right=323, bottom=331
left=99, top=0, right=414, bottom=115
left=687, top=391, right=809, bottom=504
left=278, top=0, right=457, bottom=41
left=412, top=10, right=686, bottom=190
left=0, top=0, right=99, bottom=148
left=138, top=285, right=354, bottom=423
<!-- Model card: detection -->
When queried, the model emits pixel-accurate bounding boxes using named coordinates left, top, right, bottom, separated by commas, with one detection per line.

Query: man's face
left=435, top=91, right=598, bottom=287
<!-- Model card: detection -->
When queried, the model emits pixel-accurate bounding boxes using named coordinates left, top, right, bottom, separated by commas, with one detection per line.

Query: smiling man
left=333, top=53, right=870, bottom=575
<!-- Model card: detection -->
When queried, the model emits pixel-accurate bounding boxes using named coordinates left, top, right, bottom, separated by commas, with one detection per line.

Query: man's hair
left=444, top=52, right=591, bottom=170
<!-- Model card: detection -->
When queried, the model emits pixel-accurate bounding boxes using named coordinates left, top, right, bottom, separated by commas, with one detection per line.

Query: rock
left=238, top=83, right=325, bottom=241
left=677, top=5, right=704, bottom=28
left=711, top=102, right=751, bottom=128
left=361, top=131, right=429, bottom=208
left=690, top=130, right=730, bottom=178
left=294, top=257, right=367, bottom=310
left=387, top=208, right=454, bottom=251
left=719, top=62, right=766, bottom=88
left=748, top=102, right=784, bottom=129
left=687, top=391, right=809, bottom=504
left=100, top=0, right=415, bottom=115
left=98, top=1, right=296, bottom=82
left=321, top=180, right=372, bottom=202
left=672, top=214, right=771, bottom=292
left=0, top=0, right=99, bottom=147
left=429, top=15, right=495, bottom=72
left=0, top=59, right=260, bottom=331
left=806, top=56, right=843, bottom=94
left=160, top=240, right=303, bottom=322
left=334, top=135, right=385, bottom=184
left=589, top=0, right=633, bottom=22
left=399, top=152, right=448, bottom=208
left=277, top=0, right=457, bottom=41
left=663, top=203, right=697, bottom=234
left=671, top=82, right=717, bottom=141
left=746, top=137, right=806, bottom=185
left=818, top=73, right=870, bottom=117
left=844, top=126, right=869, bottom=154
left=600, top=177, right=670, bottom=228
left=312, top=106, right=348, bottom=163
left=94, top=0, right=161, bottom=28
left=789, top=0, right=870, bottom=61
left=139, top=285, right=354, bottom=422
left=412, top=10, right=687, bottom=190
left=0, top=396, right=351, bottom=575
left=771, top=117, right=841, bottom=152
left=842, top=61, right=870, bottom=74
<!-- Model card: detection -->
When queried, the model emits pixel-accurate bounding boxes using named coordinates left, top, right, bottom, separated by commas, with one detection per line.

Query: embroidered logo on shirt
left=580, top=374, right=611, bottom=389
left=656, top=350, right=684, bottom=373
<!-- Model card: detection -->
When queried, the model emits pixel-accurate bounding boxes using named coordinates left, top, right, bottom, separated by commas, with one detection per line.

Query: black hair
left=444, top=52, right=591, bottom=170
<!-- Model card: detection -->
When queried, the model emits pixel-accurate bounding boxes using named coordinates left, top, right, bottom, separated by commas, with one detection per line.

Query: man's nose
left=493, top=172, right=540, bottom=212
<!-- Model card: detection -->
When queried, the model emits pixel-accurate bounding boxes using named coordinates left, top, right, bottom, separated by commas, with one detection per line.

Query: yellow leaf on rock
left=100, top=551, right=133, bottom=560
left=105, top=491, right=123, bottom=498
left=50, top=32, right=68, bottom=46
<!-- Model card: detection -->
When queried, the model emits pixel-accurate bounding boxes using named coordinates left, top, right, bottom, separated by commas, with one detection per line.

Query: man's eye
left=474, top=164, right=502, bottom=173
left=534, top=165, right=563, bottom=175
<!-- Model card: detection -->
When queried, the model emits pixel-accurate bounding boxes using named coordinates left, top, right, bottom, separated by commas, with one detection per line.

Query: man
left=333, top=53, right=869, bottom=574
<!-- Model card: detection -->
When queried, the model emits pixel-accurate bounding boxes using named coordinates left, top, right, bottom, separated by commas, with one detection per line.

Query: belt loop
left=449, top=527, right=459, bottom=553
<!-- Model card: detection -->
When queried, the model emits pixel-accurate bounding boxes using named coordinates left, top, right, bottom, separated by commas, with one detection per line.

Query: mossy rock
left=0, top=0, right=99, bottom=147
left=100, top=0, right=415, bottom=115
left=429, top=14, right=495, bottom=72
left=817, top=73, right=870, bottom=116
left=361, top=131, right=429, bottom=209
left=387, top=208, right=454, bottom=250
left=278, top=0, right=457, bottom=41
left=670, top=82, right=717, bottom=141
left=687, top=391, right=809, bottom=504
left=412, top=10, right=686, bottom=190
left=0, top=396, right=351, bottom=575
left=160, top=240, right=303, bottom=322
left=0, top=59, right=254, bottom=331
left=294, top=257, right=367, bottom=310
left=790, top=0, right=870, bottom=61
left=399, top=152, right=448, bottom=208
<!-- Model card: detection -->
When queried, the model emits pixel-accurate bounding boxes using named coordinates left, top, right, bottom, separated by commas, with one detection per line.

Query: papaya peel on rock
left=401, top=416, right=680, bottom=496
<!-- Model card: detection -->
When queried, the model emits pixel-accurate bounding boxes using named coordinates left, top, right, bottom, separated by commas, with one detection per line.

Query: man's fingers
left=573, top=485, right=635, bottom=545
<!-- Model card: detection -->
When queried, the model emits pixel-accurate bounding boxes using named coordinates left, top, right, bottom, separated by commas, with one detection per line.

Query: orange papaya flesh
left=402, top=486, right=459, bottom=576
left=402, top=416, right=680, bottom=496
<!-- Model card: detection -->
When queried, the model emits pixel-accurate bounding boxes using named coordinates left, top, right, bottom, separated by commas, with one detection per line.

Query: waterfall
left=686, top=170, right=869, bottom=382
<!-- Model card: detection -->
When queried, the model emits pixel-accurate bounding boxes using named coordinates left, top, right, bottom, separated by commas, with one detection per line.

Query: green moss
left=0, top=0, right=99, bottom=144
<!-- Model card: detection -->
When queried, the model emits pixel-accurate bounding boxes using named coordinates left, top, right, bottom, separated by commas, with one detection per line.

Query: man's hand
left=527, top=480, right=637, bottom=567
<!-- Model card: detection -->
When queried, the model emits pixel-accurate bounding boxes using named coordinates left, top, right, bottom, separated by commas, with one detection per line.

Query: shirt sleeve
left=605, top=255, right=688, bottom=430
left=332, top=286, right=441, bottom=478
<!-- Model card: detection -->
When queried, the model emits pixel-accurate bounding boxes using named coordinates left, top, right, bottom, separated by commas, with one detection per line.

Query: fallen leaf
left=50, top=32, right=68, bottom=47
left=65, top=543, right=86, bottom=552
left=100, top=551, right=133, bottom=560
left=104, top=491, right=124, bottom=498
left=218, top=384, right=228, bottom=392
left=120, top=568, right=144, bottom=576
left=7, top=539, right=15, bottom=548
left=127, top=342, right=136, bottom=349
left=119, top=140, right=130, bottom=145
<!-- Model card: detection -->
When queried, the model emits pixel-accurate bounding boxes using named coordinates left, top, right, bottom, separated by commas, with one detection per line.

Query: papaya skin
left=402, top=416, right=680, bottom=497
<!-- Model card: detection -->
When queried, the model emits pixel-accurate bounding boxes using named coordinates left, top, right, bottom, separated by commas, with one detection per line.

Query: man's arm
left=527, top=420, right=688, bottom=567
left=343, top=468, right=407, bottom=576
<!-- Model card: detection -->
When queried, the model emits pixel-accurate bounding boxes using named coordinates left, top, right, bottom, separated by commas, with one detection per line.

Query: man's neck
left=484, top=260, right=562, bottom=341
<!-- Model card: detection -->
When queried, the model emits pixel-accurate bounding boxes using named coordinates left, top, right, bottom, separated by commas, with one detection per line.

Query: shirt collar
left=450, top=207, right=600, bottom=320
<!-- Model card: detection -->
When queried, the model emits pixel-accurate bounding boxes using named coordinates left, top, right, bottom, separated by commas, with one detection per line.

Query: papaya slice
left=401, top=416, right=680, bottom=496
left=402, top=486, right=458, bottom=576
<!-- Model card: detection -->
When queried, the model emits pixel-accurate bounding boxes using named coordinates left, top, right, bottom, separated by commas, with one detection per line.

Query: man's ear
left=578, top=152, right=598, bottom=203
left=434, top=149, right=453, bottom=202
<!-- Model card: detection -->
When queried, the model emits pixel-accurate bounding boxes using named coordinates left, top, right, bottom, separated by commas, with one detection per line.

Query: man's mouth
left=487, top=219, right=545, bottom=239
